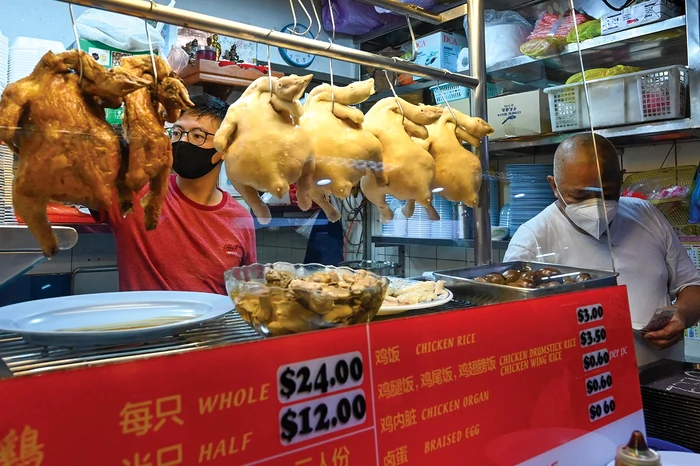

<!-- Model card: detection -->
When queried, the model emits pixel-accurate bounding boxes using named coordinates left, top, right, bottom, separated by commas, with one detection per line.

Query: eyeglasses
left=168, top=127, right=216, bottom=147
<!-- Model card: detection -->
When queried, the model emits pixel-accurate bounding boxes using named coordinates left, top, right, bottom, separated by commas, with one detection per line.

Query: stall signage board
left=0, top=286, right=643, bottom=465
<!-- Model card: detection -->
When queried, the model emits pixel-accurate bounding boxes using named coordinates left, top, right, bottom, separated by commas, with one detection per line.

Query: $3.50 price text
left=278, top=352, right=364, bottom=403
left=580, top=326, right=607, bottom=348
left=280, top=389, right=367, bottom=445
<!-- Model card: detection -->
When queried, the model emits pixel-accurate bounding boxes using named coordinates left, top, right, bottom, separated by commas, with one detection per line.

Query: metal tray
left=434, top=262, right=618, bottom=305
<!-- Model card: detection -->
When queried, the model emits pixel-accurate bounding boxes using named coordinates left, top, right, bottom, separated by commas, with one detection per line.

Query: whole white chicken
left=214, top=74, right=315, bottom=224
left=417, top=107, right=494, bottom=208
left=300, top=79, right=385, bottom=223
left=361, top=97, right=442, bottom=222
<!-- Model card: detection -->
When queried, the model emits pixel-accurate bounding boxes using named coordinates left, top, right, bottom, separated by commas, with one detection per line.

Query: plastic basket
left=543, top=65, right=688, bottom=132
left=430, top=82, right=501, bottom=104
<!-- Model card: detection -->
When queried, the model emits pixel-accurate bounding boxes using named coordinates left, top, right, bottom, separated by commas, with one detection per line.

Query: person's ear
left=211, top=151, right=223, bottom=164
left=547, top=175, right=559, bottom=199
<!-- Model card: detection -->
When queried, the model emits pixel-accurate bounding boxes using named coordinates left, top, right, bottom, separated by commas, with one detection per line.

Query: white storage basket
left=543, top=65, right=687, bottom=132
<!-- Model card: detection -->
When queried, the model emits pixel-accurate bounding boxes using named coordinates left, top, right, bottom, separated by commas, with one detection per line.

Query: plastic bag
left=566, top=19, right=601, bottom=43
left=375, top=0, right=437, bottom=15
left=566, top=65, right=641, bottom=84
left=167, top=46, right=190, bottom=75
left=690, top=166, right=700, bottom=224
left=322, top=0, right=400, bottom=36
left=463, top=10, right=532, bottom=66
left=520, top=37, right=564, bottom=58
left=76, top=8, right=165, bottom=52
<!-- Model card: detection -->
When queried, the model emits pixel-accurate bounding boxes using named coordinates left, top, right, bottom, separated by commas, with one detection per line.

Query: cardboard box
left=412, top=31, right=467, bottom=81
left=601, top=0, right=682, bottom=35
left=76, top=39, right=153, bottom=125
left=487, top=90, right=551, bottom=140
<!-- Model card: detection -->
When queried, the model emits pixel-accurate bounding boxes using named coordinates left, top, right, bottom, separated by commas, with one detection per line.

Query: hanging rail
left=54, top=0, right=479, bottom=88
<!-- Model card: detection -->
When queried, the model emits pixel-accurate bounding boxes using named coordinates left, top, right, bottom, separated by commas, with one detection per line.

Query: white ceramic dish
left=606, top=451, right=699, bottom=466
left=378, top=278, right=453, bottom=315
left=0, top=291, right=233, bottom=346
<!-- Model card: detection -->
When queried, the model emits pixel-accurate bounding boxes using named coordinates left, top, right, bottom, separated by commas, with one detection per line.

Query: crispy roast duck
left=0, top=50, right=151, bottom=256
left=0, top=50, right=191, bottom=256
left=120, top=55, right=193, bottom=228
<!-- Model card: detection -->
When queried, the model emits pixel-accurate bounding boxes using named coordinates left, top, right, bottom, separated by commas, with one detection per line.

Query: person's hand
left=644, top=314, right=686, bottom=349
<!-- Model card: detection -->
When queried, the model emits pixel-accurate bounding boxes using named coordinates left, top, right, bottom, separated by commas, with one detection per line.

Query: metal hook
left=288, top=0, right=313, bottom=36
left=144, top=9, right=158, bottom=92
left=406, top=16, right=417, bottom=62
left=328, top=0, right=337, bottom=112
left=266, top=44, right=273, bottom=94
left=311, top=0, right=322, bottom=40
left=68, top=4, right=83, bottom=84
left=383, top=69, right=404, bottom=124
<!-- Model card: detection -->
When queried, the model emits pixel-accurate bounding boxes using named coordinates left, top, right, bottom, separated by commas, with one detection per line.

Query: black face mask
left=172, top=141, right=220, bottom=179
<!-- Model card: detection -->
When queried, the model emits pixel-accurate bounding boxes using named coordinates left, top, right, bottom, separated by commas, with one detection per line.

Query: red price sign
left=0, top=287, right=643, bottom=465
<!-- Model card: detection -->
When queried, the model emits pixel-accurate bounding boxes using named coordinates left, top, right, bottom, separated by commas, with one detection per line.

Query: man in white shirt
left=504, top=133, right=700, bottom=366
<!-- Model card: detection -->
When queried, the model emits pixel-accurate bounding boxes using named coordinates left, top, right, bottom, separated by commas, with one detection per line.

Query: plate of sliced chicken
left=379, top=278, right=453, bottom=315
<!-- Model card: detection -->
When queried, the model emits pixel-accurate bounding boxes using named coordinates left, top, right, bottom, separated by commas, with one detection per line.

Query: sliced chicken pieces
left=214, top=75, right=314, bottom=224
left=361, top=97, right=442, bottom=222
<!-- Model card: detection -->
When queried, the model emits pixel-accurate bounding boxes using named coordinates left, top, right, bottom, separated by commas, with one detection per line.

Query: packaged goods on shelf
left=487, top=90, right=551, bottom=140
left=412, top=31, right=467, bottom=80
left=566, top=18, right=601, bottom=43
left=544, top=65, right=687, bottom=132
left=601, top=0, right=683, bottom=36
left=520, top=11, right=590, bottom=58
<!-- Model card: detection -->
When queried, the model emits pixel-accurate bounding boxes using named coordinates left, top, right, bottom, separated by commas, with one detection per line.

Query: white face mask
left=557, top=187, right=619, bottom=239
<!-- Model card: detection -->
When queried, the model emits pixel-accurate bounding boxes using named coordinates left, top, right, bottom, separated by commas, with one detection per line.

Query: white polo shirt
left=504, top=197, right=700, bottom=366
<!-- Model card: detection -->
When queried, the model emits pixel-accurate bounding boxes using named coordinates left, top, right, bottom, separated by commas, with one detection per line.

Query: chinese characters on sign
left=0, top=426, right=44, bottom=466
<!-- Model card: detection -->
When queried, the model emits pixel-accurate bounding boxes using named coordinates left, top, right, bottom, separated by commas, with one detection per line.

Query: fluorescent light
left=514, top=193, right=525, bottom=198
left=316, top=179, right=332, bottom=186
left=432, top=187, right=444, bottom=193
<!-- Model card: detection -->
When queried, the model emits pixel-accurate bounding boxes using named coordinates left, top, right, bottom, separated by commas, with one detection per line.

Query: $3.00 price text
left=278, top=352, right=364, bottom=403
left=279, top=389, right=367, bottom=445
left=577, top=304, right=604, bottom=324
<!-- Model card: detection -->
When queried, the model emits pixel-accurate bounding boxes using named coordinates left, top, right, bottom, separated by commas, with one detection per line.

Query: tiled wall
left=256, top=228, right=309, bottom=264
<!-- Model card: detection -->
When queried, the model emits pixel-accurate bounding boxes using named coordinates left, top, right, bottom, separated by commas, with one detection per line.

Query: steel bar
left=467, top=0, right=492, bottom=265
left=356, top=0, right=443, bottom=24
left=54, top=0, right=479, bottom=88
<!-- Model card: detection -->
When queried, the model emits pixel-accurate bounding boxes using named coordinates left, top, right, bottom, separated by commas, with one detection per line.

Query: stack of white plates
left=431, top=195, right=454, bottom=239
left=9, top=37, right=65, bottom=83
left=0, top=31, right=8, bottom=88
left=406, top=203, right=431, bottom=238
left=507, top=164, right=555, bottom=237
left=0, top=144, right=16, bottom=224
left=490, top=178, right=499, bottom=226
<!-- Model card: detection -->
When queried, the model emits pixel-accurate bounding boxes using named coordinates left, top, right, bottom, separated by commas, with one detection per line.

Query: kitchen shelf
left=0, top=225, right=78, bottom=288
left=489, top=118, right=699, bottom=155
left=372, top=235, right=511, bottom=250
left=488, top=16, right=687, bottom=81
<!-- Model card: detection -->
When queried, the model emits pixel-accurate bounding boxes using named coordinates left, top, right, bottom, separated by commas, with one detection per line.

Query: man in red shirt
left=106, top=94, right=257, bottom=294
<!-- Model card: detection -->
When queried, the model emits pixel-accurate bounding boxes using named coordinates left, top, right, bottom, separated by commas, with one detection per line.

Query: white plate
left=606, top=452, right=700, bottom=466
left=378, top=278, right=453, bottom=315
left=0, top=291, right=233, bottom=346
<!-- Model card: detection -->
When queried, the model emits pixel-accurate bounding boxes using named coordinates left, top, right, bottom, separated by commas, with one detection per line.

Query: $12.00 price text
left=278, top=352, right=364, bottom=403
left=280, top=389, right=367, bottom=445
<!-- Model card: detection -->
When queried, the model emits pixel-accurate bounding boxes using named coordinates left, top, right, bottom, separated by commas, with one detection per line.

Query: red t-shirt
left=107, top=175, right=257, bottom=294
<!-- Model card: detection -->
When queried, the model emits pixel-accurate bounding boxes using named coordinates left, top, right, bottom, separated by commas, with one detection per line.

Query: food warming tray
left=433, top=261, right=618, bottom=305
